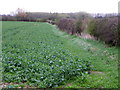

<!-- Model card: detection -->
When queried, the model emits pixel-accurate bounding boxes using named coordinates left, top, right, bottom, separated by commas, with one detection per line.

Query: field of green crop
left=2, top=21, right=91, bottom=88
left=1, top=21, right=118, bottom=88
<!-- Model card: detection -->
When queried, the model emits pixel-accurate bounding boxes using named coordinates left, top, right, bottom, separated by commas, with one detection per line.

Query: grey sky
left=0, top=0, right=119, bottom=14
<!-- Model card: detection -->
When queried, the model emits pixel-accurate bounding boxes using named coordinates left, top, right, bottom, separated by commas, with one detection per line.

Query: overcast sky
left=0, top=0, right=119, bottom=14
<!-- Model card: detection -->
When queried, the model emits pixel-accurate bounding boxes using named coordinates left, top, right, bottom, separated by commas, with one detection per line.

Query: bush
left=88, top=17, right=118, bottom=46
left=75, top=20, right=82, bottom=34
left=87, top=20, right=96, bottom=35
left=57, top=18, right=76, bottom=35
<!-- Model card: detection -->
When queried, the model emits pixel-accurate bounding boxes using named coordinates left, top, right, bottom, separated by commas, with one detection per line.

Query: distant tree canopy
left=15, top=8, right=28, bottom=21
left=1, top=9, right=117, bottom=22
left=14, top=8, right=38, bottom=21
left=16, top=8, right=27, bottom=17
left=1, top=9, right=93, bottom=22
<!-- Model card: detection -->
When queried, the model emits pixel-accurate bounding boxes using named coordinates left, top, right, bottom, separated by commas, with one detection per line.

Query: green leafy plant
left=2, top=21, right=91, bottom=88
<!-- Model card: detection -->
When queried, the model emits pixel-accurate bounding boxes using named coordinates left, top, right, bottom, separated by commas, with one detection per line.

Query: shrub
left=57, top=18, right=76, bottom=35
left=87, top=20, right=96, bottom=35
left=88, top=17, right=118, bottom=46
left=75, top=20, right=82, bottom=34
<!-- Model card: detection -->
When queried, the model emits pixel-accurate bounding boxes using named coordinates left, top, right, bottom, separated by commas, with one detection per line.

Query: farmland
left=1, top=21, right=118, bottom=88
left=2, top=21, right=91, bottom=88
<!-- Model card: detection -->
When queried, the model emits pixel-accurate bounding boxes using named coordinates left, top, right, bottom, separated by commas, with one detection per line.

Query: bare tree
left=15, top=8, right=28, bottom=21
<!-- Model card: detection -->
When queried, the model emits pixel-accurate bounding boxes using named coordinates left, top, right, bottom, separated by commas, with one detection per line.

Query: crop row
left=2, top=21, right=91, bottom=88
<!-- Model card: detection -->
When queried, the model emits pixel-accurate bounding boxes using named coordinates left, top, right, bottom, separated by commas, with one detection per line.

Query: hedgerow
left=87, top=17, right=118, bottom=46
